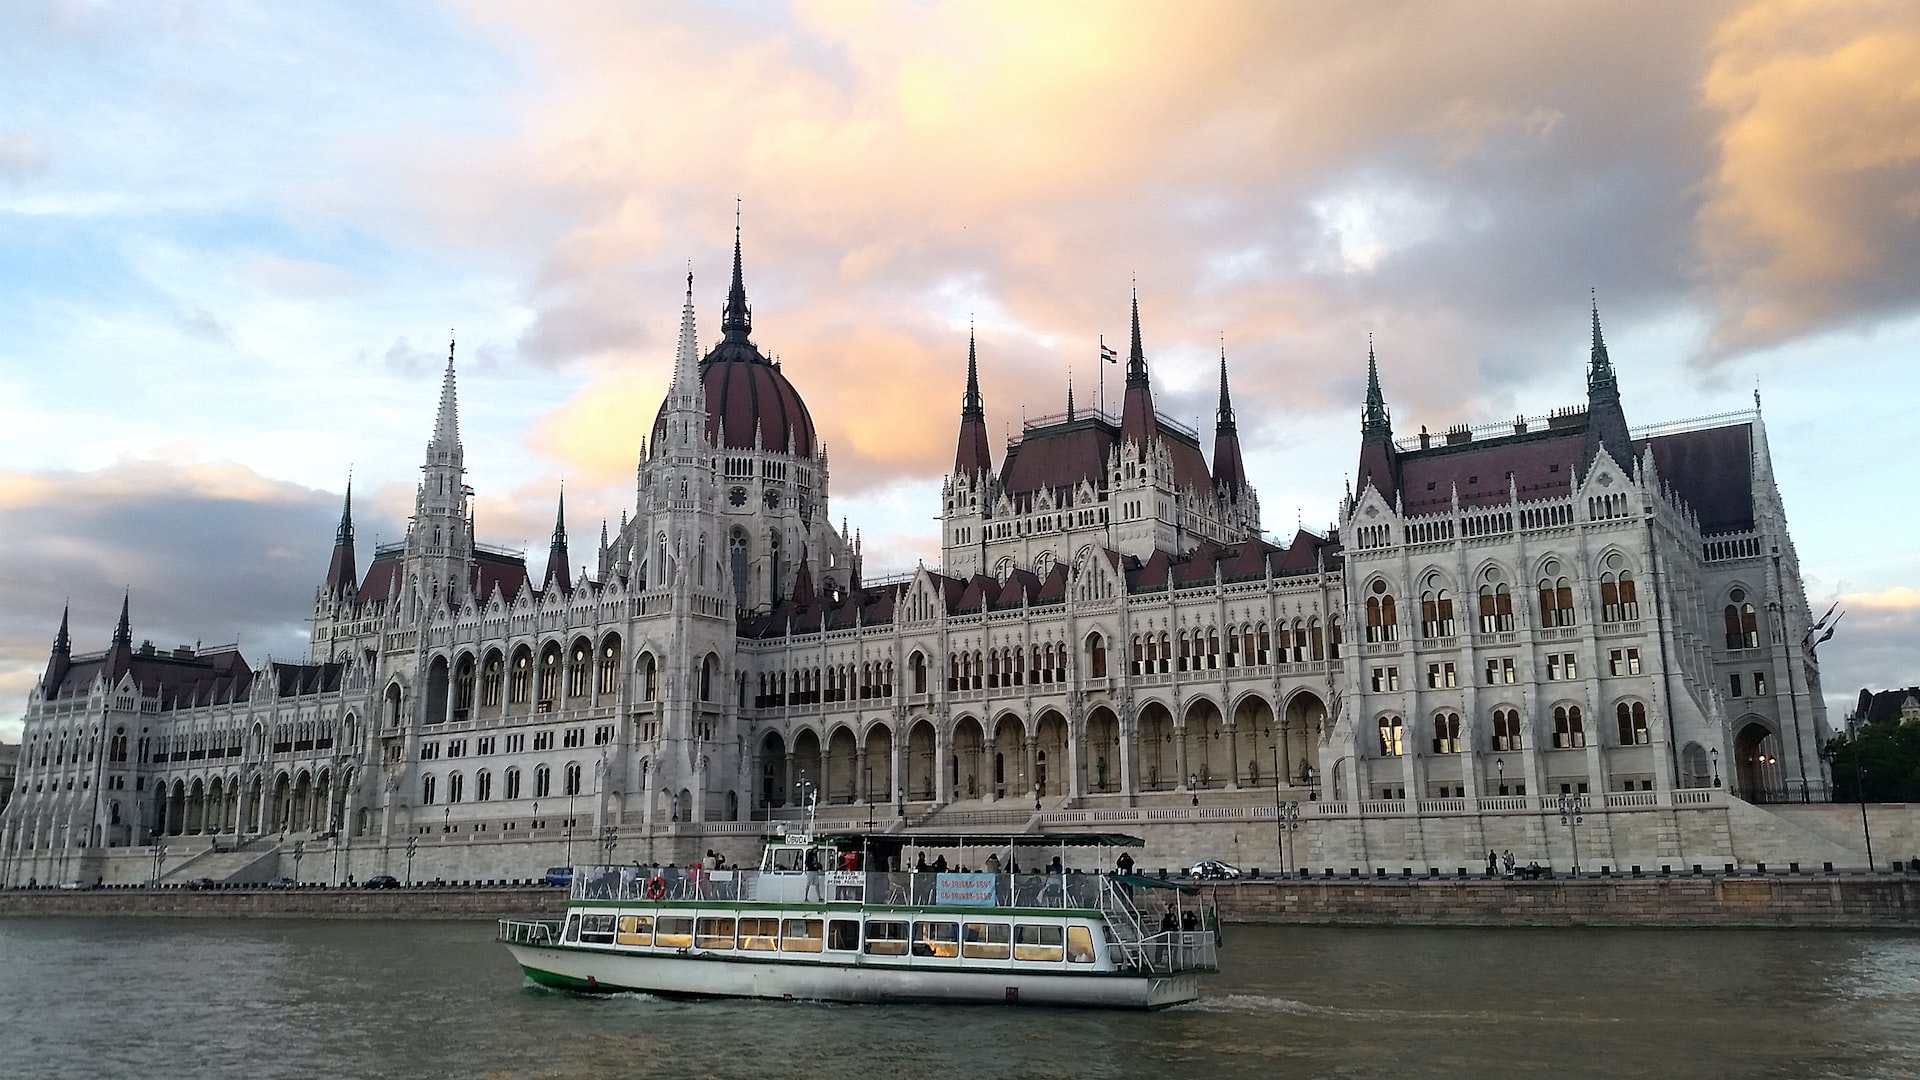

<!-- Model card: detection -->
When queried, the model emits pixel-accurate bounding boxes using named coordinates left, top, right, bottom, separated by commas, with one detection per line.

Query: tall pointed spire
left=722, top=202, right=752, bottom=344
left=1582, top=293, right=1635, bottom=478
left=433, top=334, right=461, bottom=451
left=1362, top=335, right=1391, bottom=440
left=111, top=592, right=132, bottom=650
left=544, top=486, right=572, bottom=593
left=324, top=477, right=359, bottom=602
left=42, top=602, right=72, bottom=694
left=1119, top=285, right=1159, bottom=453
left=1212, top=345, right=1247, bottom=495
left=953, top=326, right=993, bottom=476
left=1356, top=336, right=1400, bottom=501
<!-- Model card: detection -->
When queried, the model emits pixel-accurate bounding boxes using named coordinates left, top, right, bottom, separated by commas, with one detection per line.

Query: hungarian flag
left=1100, top=337, right=1117, bottom=363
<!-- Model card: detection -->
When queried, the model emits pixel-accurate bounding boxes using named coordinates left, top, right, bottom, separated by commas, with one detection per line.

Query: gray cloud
left=0, top=130, right=49, bottom=184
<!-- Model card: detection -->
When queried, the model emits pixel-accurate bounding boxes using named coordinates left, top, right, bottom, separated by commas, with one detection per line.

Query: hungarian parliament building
left=1, top=233, right=1834, bottom=883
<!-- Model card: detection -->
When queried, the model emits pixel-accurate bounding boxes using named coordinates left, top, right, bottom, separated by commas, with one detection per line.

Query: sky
left=3, top=0, right=1918, bottom=741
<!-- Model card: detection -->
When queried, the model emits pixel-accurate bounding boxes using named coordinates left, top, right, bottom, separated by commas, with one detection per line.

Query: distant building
left=1848, top=687, right=1920, bottom=737
left=0, top=741, right=16, bottom=814
left=0, top=230, right=1836, bottom=885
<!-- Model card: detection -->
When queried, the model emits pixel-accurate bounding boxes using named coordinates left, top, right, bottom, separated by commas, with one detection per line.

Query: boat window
left=579, top=914, right=617, bottom=945
left=767, top=847, right=805, bottom=872
left=696, top=917, right=737, bottom=950
left=826, top=919, right=860, bottom=952
left=738, top=917, right=779, bottom=951
left=654, top=916, right=694, bottom=949
left=863, top=919, right=910, bottom=956
left=781, top=918, right=824, bottom=953
left=962, top=922, right=1011, bottom=960
left=912, top=921, right=960, bottom=958
left=562, top=914, right=581, bottom=943
left=1066, top=925, right=1095, bottom=964
left=1015, top=924, right=1065, bottom=962
left=616, top=914, right=653, bottom=946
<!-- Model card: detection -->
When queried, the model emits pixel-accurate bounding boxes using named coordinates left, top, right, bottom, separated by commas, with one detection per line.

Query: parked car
left=1187, top=859, right=1242, bottom=881
left=265, top=877, right=297, bottom=889
left=184, top=877, right=217, bottom=890
left=363, top=874, right=401, bottom=890
left=56, top=879, right=86, bottom=891
left=543, top=866, right=574, bottom=887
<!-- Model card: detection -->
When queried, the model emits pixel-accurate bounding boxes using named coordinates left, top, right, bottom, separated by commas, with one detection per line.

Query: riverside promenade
left=1, top=869, right=1915, bottom=928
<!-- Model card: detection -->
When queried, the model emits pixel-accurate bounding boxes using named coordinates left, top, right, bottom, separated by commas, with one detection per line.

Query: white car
left=1187, top=859, right=1242, bottom=881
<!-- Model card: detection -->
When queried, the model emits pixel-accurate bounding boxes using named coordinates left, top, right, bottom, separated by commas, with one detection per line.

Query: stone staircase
left=1722, top=798, right=1869, bottom=869
left=157, top=837, right=288, bottom=885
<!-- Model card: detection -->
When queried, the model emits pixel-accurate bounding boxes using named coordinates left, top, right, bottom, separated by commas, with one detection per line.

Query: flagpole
left=1098, top=335, right=1106, bottom=422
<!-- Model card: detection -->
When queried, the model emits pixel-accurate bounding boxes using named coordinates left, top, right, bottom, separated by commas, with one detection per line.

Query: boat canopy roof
left=812, top=831, right=1145, bottom=849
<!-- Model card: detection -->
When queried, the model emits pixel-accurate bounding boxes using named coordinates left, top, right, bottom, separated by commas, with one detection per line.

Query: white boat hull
left=505, top=942, right=1200, bottom=1010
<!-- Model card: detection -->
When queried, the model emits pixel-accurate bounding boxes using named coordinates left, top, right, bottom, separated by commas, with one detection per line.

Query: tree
left=1828, top=722, right=1920, bottom=803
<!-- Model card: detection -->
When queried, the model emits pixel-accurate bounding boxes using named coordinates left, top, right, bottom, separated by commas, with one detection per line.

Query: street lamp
left=1856, top=756, right=1875, bottom=872
left=1710, top=747, right=1721, bottom=788
left=443, top=807, right=451, bottom=834
left=1557, top=792, right=1584, bottom=876
left=866, top=765, right=875, bottom=831
left=1496, top=757, right=1505, bottom=796
left=600, top=825, right=618, bottom=864
left=405, top=835, right=418, bottom=887
left=292, top=839, right=305, bottom=886
left=151, top=841, right=167, bottom=888
left=1188, top=772, right=1199, bottom=807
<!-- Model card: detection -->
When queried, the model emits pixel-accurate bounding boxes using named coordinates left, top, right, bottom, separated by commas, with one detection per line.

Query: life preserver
left=646, top=876, right=666, bottom=900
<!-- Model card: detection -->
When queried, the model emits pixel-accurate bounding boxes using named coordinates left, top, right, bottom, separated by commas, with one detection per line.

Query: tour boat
left=497, top=828, right=1218, bottom=1010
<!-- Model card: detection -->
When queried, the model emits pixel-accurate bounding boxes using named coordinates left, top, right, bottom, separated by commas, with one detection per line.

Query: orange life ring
left=646, top=876, right=666, bottom=900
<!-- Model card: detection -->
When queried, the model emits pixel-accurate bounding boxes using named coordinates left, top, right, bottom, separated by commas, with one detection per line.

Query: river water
left=0, top=918, right=1914, bottom=1079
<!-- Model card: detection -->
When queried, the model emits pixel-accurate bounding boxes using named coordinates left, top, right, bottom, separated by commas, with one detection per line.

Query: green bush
left=1827, top=722, right=1920, bottom=802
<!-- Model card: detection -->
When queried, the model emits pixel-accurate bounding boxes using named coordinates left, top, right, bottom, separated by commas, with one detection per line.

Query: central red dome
left=650, top=229, right=817, bottom=458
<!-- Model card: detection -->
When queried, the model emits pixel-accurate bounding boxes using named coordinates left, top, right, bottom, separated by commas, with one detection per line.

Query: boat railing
left=1110, top=930, right=1218, bottom=975
left=567, top=865, right=1112, bottom=910
left=497, top=918, right=562, bottom=946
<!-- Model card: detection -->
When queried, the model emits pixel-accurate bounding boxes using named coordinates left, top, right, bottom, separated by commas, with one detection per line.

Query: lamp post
left=443, top=807, right=450, bottom=834
left=600, top=825, right=618, bottom=864
left=866, top=765, right=875, bottom=831
left=1710, top=747, right=1721, bottom=788
left=405, top=834, right=417, bottom=887
left=896, top=786, right=905, bottom=820
left=150, top=841, right=167, bottom=888
left=566, top=783, right=577, bottom=872
left=1496, top=757, right=1506, bottom=796
left=292, top=839, right=305, bottom=886
left=1556, top=792, right=1584, bottom=876
left=1857, top=757, right=1875, bottom=872
left=1188, top=772, right=1199, bottom=807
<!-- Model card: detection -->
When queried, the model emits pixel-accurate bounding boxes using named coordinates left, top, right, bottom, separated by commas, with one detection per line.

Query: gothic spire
left=433, top=334, right=461, bottom=451
left=52, top=603, right=70, bottom=657
left=1119, top=286, right=1159, bottom=453
left=1362, top=335, right=1391, bottom=440
left=953, top=326, right=993, bottom=476
left=672, top=269, right=701, bottom=393
left=1582, top=293, right=1635, bottom=479
left=324, top=478, right=359, bottom=602
left=111, top=592, right=132, bottom=651
left=721, top=204, right=752, bottom=344
left=544, top=486, right=572, bottom=593
left=41, top=602, right=73, bottom=695
left=1212, top=345, right=1247, bottom=495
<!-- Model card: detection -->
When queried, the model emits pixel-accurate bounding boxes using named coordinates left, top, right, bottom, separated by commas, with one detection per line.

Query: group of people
left=1485, top=850, right=1548, bottom=879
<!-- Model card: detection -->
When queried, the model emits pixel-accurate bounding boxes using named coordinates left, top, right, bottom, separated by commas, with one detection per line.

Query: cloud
left=1696, top=0, right=1920, bottom=354
left=175, top=306, right=234, bottom=345
left=0, top=458, right=391, bottom=739
left=1817, top=589, right=1920, bottom=719
left=0, top=130, right=50, bottom=184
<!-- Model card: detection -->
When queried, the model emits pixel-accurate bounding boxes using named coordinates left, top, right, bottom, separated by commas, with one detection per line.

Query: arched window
left=421, top=773, right=437, bottom=805
left=1308, top=618, right=1325, bottom=661
left=538, top=645, right=562, bottom=705
left=476, top=770, right=492, bottom=801
left=597, top=637, right=621, bottom=695
left=505, top=767, right=521, bottom=800
left=1492, top=708, right=1522, bottom=751
left=1365, top=580, right=1399, bottom=642
left=1724, top=590, right=1760, bottom=649
left=509, top=649, right=532, bottom=705
left=1478, top=567, right=1515, bottom=633
left=534, top=764, right=551, bottom=798
left=1553, top=705, right=1586, bottom=748
left=481, top=652, right=504, bottom=707
left=1616, top=701, right=1649, bottom=745
left=564, top=762, right=582, bottom=796
left=701, top=654, right=717, bottom=702
left=1599, top=554, right=1639, bottom=622
left=1432, top=712, right=1460, bottom=754
left=448, top=771, right=464, bottom=804
left=453, top=654, right=476, bottom=717
left=1420, top=575, right=1455, bottom=638
left=642, top=653, right=658, bottom=701
left=1087, top=633, right=1107, bottom=679
left=567, top=642, right=591, bottom=698
left=1328, top=617, right=1343, bottom=660
left=1538, top=560, right=1576, bottom=628
left=729, top=528, right=749, bottom=610
left=1377, top=715, right=1405, bottom=757
left=910, top=652, right=927, bottom=695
